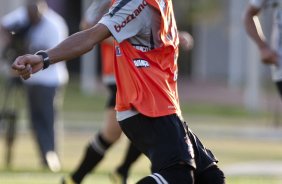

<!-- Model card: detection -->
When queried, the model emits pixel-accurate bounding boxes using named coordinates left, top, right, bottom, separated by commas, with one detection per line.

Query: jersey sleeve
left=98, top=0, right=148, bottom=43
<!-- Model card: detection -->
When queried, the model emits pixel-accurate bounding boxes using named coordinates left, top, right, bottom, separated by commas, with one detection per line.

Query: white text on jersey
left=133, top=59, right=150, bottom=68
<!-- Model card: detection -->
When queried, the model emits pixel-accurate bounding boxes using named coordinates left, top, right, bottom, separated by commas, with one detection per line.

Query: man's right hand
left=260, top=46, right=279, bottom=67
left=11, top=54, right=44, bottom=80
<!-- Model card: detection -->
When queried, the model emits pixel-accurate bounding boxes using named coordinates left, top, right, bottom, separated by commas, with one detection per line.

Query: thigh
left=119, top=114, right=195, bottom=172
left=100, top=108, right=123, bottom=142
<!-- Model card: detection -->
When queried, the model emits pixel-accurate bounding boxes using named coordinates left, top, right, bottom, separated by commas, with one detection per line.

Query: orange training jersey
left=101, top=0, right=115, bottom=83
left=101, top=40, right=115, bottom=84
left=114, top=0, right=181, bottom=117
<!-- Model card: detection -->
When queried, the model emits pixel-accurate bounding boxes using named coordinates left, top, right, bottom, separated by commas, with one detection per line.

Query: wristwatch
left=35, top=50, right=50, bottom=70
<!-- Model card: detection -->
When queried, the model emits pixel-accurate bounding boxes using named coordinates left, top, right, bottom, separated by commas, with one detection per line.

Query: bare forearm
left=47, top=23, right=111, bottom=64
left=244, top=6, right=267, bottom=49
left=47, top=30, right=93, bottom=63
left=244, top=5, right=279, bottom=66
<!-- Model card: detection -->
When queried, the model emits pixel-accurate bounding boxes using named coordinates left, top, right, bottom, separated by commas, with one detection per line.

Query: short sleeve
left=250, top=0, right=266, bottom=8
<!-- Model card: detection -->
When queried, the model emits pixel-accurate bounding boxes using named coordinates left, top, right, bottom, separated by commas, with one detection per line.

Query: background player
left=62, top=1, right=142, bottom=183
left=244, top=0, right=281, bottom=99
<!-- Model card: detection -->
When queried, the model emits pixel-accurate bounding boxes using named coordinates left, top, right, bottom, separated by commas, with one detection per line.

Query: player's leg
left=119, top=114, right=196, bottom=184
left=26, top=84, right=61, bottom=172
left=64, top=111, right=121, bottom=184
left=110, top=142, right=142, bottom=184
left=187, top=128, right=226, bottom=184
left=100, top=84, right=121, bottom=143
left=62, top=84, right=121, bottom=184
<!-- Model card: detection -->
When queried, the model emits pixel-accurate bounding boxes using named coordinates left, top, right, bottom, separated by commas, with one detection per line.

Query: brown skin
left=79, top=2, right=120, bottom=143
left=1, top=2, right=44, bottom=77
left=244, top=4, right=279, bottom=66
left=12, top=1, right=115, bottom=143
left=12, top=26, right=194, bottom=80
left=11, top=13, right=194, bottom=142
left=12, top=23, right=111, bottom=79
left=12, top=0, right=193, bottom=81
left=12, top=23, right=120, bottom=143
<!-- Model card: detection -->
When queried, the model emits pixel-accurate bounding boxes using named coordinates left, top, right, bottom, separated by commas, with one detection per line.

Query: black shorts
left=119, top=113, right=195, bottom=172
left=188, top=129, right=218, bottom=174
left=119, top=113, right=218, bottom=173
left=275, top=81, right=282, bottom=99
left=105, top=84, right=117, bottom=108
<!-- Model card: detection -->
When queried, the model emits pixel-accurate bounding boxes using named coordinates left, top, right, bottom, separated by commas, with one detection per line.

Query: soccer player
left=62, top=1, right=142, bottom=183
left=63, top=1, right=197, bottom=184
left=244, top=0, right=281, bottom=97
left=12, top=0, right=225, bottom=183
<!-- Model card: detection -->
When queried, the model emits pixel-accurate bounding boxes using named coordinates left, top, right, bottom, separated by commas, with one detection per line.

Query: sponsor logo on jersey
left=133, top=45, right=150, bottom=52
left=133, top=58, right=150, bottom=68
left=114, top=0, right=148, bottom=33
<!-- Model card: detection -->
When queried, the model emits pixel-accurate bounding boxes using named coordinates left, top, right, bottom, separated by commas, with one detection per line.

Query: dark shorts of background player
left=275, top=81, right=282, bottom=99
left=119, top=113, right=218, bottom=174
left=105, top=84, right=117, bottom=108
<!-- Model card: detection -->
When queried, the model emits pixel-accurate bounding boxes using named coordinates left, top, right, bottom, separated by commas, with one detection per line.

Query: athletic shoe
left=46, top=151, right=61, bottom=172
left=61, top=176, right=76, bottom=184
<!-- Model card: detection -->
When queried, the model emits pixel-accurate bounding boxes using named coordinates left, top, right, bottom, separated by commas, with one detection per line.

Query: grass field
left=1, top=78, right=282, bottom=183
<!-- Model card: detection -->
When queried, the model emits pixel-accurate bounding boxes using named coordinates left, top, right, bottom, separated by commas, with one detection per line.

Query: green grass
left=1, top=133, right=282, bottom=183
left=1, top=132, right=282, bottom=184
left=1, top=78, right=282, bottom=183
left=228, top=176, right=282, bottom=184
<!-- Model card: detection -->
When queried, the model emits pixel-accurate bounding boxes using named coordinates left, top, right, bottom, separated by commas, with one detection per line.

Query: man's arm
left=12, top=23, right=111, bottom=79
left=244, top=5, right=266, bottom=49
left=244, top=4, right=278, bottom=66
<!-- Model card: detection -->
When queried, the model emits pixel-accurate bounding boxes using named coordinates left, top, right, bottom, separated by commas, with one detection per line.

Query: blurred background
left=0, top=0, right=282, bottom=184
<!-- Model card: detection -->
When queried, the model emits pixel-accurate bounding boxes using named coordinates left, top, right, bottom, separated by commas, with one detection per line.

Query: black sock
left=116, top=142, right=142, bottom=177
left=71, top=133, right=112, bottom=183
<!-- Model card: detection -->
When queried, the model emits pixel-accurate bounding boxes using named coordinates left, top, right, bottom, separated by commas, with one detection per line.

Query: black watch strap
left=35, top=50, right=50, bottom=70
